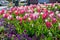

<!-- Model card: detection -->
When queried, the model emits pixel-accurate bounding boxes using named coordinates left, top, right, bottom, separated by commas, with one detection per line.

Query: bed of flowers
left=0, top=3, right=60, bottom=40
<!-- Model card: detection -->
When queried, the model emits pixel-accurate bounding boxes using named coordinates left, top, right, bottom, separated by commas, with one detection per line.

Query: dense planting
left=0, top=3, right=60, bottom=40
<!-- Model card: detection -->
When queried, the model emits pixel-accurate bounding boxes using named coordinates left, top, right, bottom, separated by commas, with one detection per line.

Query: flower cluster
left=0, top=3, right=60, bottom=40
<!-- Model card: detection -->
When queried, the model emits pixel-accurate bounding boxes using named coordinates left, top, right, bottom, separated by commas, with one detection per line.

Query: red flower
left=49, top=11, right=54, bottom=18
left=46, top=22, right=52, bottom=28
left=42, top=13, right=48, bottom=19
left=52, top=18, right=57, bottom=24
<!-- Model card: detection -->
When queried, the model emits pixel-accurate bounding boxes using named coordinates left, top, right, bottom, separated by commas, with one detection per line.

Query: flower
left=7, top=15, right=13, bottom=20
left=19, top=10, right=25, bottom=14
left=52, top=18, right=57, bottom=24
left=45, top=21, right=52, bottom=28
left=3, top=13, right=9, bottom=18
left=49, top=11, right=54, bottom=18
left=57, top=14, right=60, bottom=18
left=16, top=16, right=20, bottom=20
left=8, top=10, right=12, bottom=14
left=42, top=13, right=48, bottom=19
left=15, top=11, right=19, bottom=16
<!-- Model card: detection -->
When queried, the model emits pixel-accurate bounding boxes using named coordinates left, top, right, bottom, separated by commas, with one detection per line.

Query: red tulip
left=42, top=13, right=48, bottom=19
left=52, top=18, right=57, bottom=24
left=46, top=21, right=52, bottom=28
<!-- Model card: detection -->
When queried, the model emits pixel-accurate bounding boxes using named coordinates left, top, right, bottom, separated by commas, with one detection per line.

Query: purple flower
left=16, top=34, right=21, bottom=40
left=7, top=34, right=12, bottom=38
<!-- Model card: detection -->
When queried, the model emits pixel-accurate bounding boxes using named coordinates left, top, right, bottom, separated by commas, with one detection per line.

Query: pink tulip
left=3, top=13, right=9, bottom=18
left=57, top=14, right=60, bottom=18
left=46, top=21, right=52, bottom=28
left=19, top=17, right=22, bottom=22
left=1, top=9, right=5, bottom=14
left=52, top=18, right=57, bottom=24
left=20, top=10, right=25, bottom=14
left=0, top=11, right=2, bottom=15
left=16, top=16, right=20, bottom=20
left=8, top=10, right=12, bottom=14
left=42, top=13, right=48, bottom=19
left=43, top=8, right=48, bottom=13
left=15, top=11, right=19, bottom=16
left=7, top=15, right=13, bottom=20
left=49, top=11, right=54, bottom=18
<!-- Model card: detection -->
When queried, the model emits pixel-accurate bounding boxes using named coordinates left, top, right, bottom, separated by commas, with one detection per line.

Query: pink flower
left=49, top=11, right=54, bottom=18
left=23, top=14, right=29, bottom=20
left=45, top=21, right=52, bottom=28
left=1, top=9, right=5, bottom=14
left=20, top=10, right=25, bottom=14
left=42, top=13, right=48, bottom=19
left=8, top=10, right=12, bottom=14
left=52, top=18, right=57, bottom=24
left=3, top=13, right=9, bottom=18
left=16, top=16, right=20, bottom=20
left=7, top=15, right=13, bottom=20
left=0, top=9, right=5, bottom=15
left=15, top=11, right=19, bottom=16
left=57, top=14, right=60, bottom=18
left=0, top=11, right=2, bottom=15
left=19, top=17, right=22, bottom=22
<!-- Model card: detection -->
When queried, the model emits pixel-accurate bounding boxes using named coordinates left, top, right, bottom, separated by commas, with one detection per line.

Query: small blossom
left=45, top=21, right=52, bottom=28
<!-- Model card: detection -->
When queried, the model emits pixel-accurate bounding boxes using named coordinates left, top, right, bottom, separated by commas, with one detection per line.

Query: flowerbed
left=0, top=3, right=60, bottom=40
